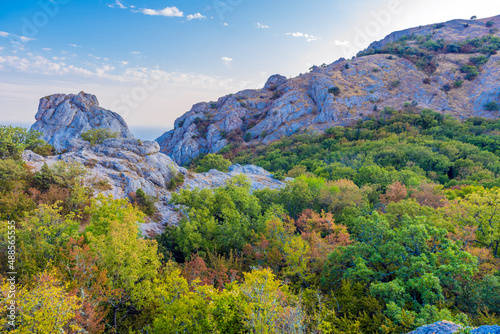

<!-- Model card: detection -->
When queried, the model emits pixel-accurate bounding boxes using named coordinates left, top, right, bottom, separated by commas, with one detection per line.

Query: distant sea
left=1, top=122, right=171, bottom=142
left=129, top=126, right=171, bottom=141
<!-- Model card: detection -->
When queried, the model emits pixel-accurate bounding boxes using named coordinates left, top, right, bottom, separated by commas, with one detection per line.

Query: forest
left=1, top=107, right=500, bottom=333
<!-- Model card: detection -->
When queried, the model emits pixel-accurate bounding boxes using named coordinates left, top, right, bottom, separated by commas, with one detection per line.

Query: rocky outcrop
left=156, top=15, right=500, bottom=166
left=23, top=139, right=285, bottom=236
left=31, top=91, right=133, bottom=152
left=408, top=321, right=500, bottom=334
left=367, top=16, right=500, bottom=51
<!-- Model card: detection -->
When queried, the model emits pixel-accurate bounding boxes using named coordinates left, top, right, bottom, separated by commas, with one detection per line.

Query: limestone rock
left=264, top=74, right=288, bottom=90
left=156, top=15, right=500, bottom=166
left=23, top=141, right=285, bottom=235
left=408, top=321, right=500, bottom=334
left=407, top=321, right=460, bottom=334
left=31, top=91, right=133, bottom=152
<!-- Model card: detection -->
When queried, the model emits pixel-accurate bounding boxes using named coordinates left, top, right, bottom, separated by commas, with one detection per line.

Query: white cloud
left=286, top=32, right=321, bottom=42
left=68, top=44, right=79, bottom=47
left=42, top=48, right=52, bottom=51
left=96, top=65, right=115, bottom=77
left=114, top=0, right=126, bottom=9
left=137, top=7, right=184, bottom=17
left=0, top=31, right=34, bottom=43
left=256, top=22, right=269, bottom=29
left=334, top=40, right=350, bottom=46
left=223, top=22, right=229, bottom=26
left=187, top=13, right=206, bottom=20
left=131, top=51, right=141, bottom=55
left=120, top=61, right=129, bottom=65
left=19, top=36, right=35, bottom=42
left=221, top=57, right=233, bottom=62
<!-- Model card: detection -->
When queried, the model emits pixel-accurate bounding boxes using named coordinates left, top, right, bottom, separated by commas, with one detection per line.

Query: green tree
left=150, top=268, right=215, bottom=333
left=194, top=153, right=232, bottom=173
left=85, top=194, right=161, bottom=331
left=0, top=126, right=49, bottom=159
left=169, top=175, right=264, bottom=259
left=322, top=213, right=477, bottom=318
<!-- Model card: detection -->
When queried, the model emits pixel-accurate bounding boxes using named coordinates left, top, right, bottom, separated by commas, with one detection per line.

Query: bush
left=484, top=101, right=500, bottom=111
left=460, top=64, right=479, bottom=80
left=470, top=55, right=489, bottom=67
left=167, top=172, right=185, bottom=191
left=80, top=128, right=119, bottom=145
left=32, top=143, right=55, bottom=157
left=244, top=132, right=252, bottom=142
left=328, top=86, right=341, bottom=96
left=130, top=188, right=157, bottom=216
left=486, top=21, right=494, bottom=28
left=447, top=43, right=460, bottom=53
left=194, top=154, right=232, bottom=173
left=454, top=80, right=464, bottom=88
left=0, top=126, right=49, bottom=160
left=390, top=79, right=401, bottom=88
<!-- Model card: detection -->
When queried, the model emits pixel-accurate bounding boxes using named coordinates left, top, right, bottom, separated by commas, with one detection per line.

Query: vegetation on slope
left=2, top=109, right=500, bottom=333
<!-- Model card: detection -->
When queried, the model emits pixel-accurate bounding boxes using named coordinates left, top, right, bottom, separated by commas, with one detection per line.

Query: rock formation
left=157, top=15, right=500, bottom=165
left=23, top=138, right=284, bottom=235
left=31, top=91, right=133, bottom=152
left=408, top=321, right=500, bottom=334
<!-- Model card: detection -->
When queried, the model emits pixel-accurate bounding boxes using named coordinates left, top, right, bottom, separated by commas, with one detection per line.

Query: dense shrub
left=328, top=86, right=341, bottom=96
left=166, top=172, right=185, bottom=191
left=484, top=101, right=500, bottom=111
left=0, top=126, right=51, bottom=159
left=80, top=128, right=119, bottom=145
left=129, top=188, right=157, bottom=216
left=194, top=153, right=232, bottom=173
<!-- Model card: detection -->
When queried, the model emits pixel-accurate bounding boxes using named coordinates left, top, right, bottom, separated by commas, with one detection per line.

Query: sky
left=1, top=0, right=500, bottom=139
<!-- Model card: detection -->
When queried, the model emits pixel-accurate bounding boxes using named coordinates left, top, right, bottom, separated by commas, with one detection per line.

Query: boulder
left=31, top=91, right=133, bottom=152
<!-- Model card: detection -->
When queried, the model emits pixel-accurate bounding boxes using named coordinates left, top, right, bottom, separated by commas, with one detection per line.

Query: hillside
left=157, top=14, right=500, bottom=165
left=2, top=14, right=500, bottom=334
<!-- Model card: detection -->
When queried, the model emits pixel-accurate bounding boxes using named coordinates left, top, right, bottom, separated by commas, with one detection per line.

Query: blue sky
left=1, top=0, right=500, bottom=139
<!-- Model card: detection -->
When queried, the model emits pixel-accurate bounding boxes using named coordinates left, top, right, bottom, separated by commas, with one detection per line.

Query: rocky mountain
left=156, top=15, right=500, bottom=165
left=368, top=15, right=500, bottom=50
left=25, top=94, right=285, bottom=235
left=408, top=321, right=500, bottom=334
left=31, top=91, right=134, bottom=152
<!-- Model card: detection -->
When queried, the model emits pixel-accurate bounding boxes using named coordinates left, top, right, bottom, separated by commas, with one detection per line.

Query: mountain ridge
left=156, top=14, right=500, bottom=165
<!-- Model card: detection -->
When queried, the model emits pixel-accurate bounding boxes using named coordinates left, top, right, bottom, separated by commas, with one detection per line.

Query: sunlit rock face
left=157, top=15, right=500, bottom=166
left=31, top=91, right=133, bottom=152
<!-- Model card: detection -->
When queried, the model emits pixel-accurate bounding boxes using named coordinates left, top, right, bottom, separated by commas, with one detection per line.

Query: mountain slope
left=157, top=15, right=500, bottom=165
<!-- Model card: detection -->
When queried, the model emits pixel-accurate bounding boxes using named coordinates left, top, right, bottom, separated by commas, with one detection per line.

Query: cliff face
left=31, top=91, right=134, bottom=152
left=157, top=15, right=500, bottom=166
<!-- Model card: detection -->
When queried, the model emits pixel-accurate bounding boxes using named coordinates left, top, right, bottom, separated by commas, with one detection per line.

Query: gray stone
left=264, top=74, right=288, bottom=90
left=156, top=15, right=500, bottom=166
left=408, top=322, right=500, bottom=334
left=31, top=91, right=133, bottom=152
